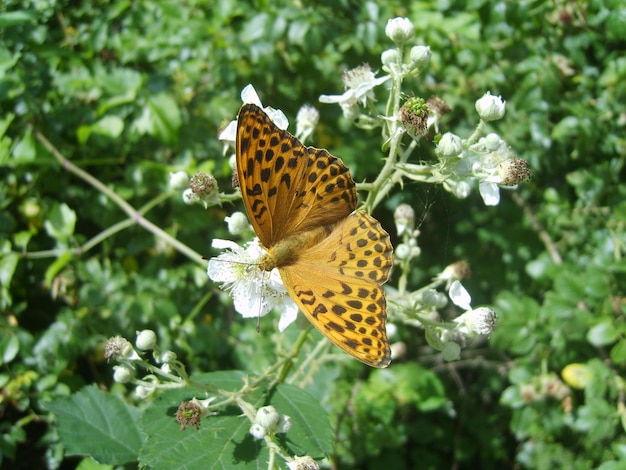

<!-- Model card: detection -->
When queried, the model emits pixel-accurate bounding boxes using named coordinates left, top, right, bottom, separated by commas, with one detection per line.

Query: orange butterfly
left=236, top=103, right=392, bottom=367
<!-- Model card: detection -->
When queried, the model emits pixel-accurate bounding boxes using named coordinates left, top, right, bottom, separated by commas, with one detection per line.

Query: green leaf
left=44, top=202, right=77, bottom=244
left=139, top=371, right=268, bottom=470
left=46, top=385, right=144, bottom=465
left=44, top=251, right=74, bottom=288
left=12, top=129, right=36, bottom=164
left=130, top=94, right=181, bottom=144
left=610, top=340, right=626, bottom=364
left=0, top=246, right=19, bottom=287
left=587, top=321, right=618, bottom=347
left=0, top=332, right=19, bottom=365
left=0, top=10, right=38, bottom=27
left=139, top=371, right=332, bottom=469
left=268, top=383, right=333, bottom=458
left=77, top=116, right=124, bottom=144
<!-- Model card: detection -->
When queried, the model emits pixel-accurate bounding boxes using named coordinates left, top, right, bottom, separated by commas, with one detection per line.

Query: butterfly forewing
left=279, top=211, right=393, bottom=367
left=236, top=103, right=357, bottom=247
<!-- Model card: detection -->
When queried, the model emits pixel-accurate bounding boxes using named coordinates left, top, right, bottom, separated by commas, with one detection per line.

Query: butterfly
left=235, top=103, right=392, bottom=367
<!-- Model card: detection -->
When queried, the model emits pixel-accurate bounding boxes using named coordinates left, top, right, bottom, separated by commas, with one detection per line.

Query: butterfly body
left=236, top=103, right=392, bottom=368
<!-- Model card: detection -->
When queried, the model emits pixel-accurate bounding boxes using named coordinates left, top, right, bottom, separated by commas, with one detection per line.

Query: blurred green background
left=1, top=0, right=625, bottom=468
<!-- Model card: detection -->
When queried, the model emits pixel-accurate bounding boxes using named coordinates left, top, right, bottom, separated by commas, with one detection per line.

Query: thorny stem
left=363, top=45, right=406, bottom=213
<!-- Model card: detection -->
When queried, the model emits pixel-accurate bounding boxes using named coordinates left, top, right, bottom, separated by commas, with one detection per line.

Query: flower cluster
left=105, top=330, right=186, bottom=398
left=249, top=405, right=292, bottom=440
left=204, top=16, right=528, bottom=369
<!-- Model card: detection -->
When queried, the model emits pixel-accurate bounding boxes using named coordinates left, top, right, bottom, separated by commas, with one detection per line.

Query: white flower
left=319, top=64, right=390, bottom=118
left=475, top=92, right=506, bottom=121
left=218, top=84, right=289, bottom=145
left=295, top=105, right=319, bottom=143
left=207, top=239, right=299, bottom=331
left=449, top=280, right=472, bottom=310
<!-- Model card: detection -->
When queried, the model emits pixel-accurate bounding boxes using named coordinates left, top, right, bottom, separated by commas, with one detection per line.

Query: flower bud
left=475, top=92, right=506, bottom=121
left=255, top=406, right=280, bottom=430
left=135, top=384, right=155, bottom=399
left=381, top=49, right=400, bottom=72
left=275, top=414, right=292, bottom=433
left=159, top=350, right=177, bottom=364
left=169, top=171, right=189, bottom=191
left=385, top=17, right=415, bottom=45
left=408, top=45, right=431, bottom=69
left=136, top=329, right=157, bottom=350
left=390, top=341, right=407, bottom=360
left=182, top=188, right=199, bottom=205
left=250, top=423, right=267, bottom=440
left=437, top=132, right=463, bottom=158
left=225, top=212, right=250, bottom=235
left=394, top=203, right=415, bottom=236
left=113, top=365, right=134, bottom=383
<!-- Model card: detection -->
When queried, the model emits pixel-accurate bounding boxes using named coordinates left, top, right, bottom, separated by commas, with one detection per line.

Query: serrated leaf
left=138, top=371, right=331, bottom=470
left=139, top=371, right=269, bottom=470
left=268, top=383, right=332, bottom=458
left=46, top=385, right=143, bottom=465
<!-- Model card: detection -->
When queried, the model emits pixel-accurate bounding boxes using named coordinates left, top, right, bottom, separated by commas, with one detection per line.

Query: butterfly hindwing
left=279, top=211, right=392, bottom=367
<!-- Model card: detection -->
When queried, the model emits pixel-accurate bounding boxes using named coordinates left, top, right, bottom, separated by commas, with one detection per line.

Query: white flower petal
left=278, top=300, right=299, bottom=332
left=449, top=280, right=472, bottom=310
left=263, top=107, right=289, bottom=130
left=479, top=181, right=501, bottom=206
left=218, top=120, right=237, bottom=142
left=240, top=84, right=263, bottom=106
left=211, top=238, right=242, bottom=251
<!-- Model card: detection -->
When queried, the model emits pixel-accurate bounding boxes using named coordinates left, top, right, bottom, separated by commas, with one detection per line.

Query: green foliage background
left=1, top=0, right=625, bottom=469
